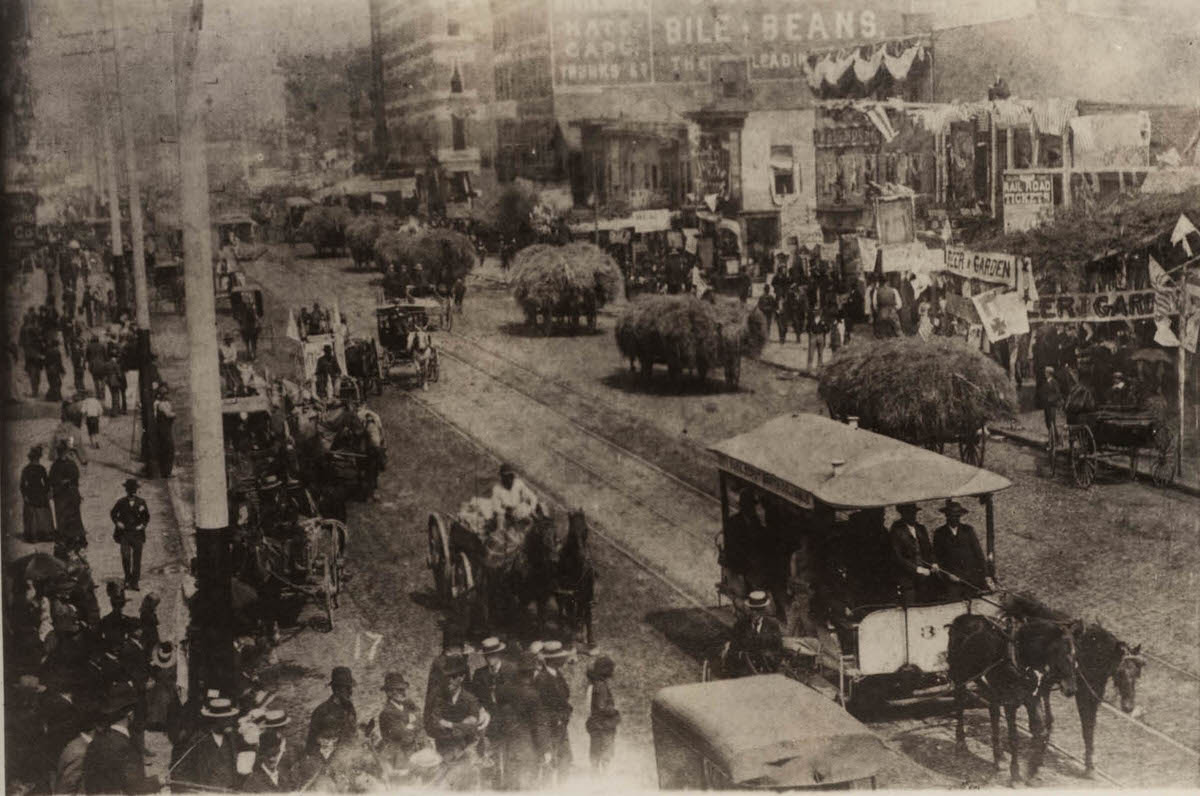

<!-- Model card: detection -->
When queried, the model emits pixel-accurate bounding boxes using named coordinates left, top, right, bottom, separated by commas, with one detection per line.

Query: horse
left=1073, top=624, right=1145, bottom=776
left=947, top=615, right=1078, bottom=784
left=480, top=512, right=558, bottom=636
left=556, top=509, right=597, bottom=647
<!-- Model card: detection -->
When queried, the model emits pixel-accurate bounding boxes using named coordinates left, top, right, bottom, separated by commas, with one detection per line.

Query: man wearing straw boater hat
left=170, top=692, right=240, bottom=791
left=932, top=500, right=992, bottom=601
left=724, top=590, right=784, bottom=677
left=470, top=637, right=509, bottom=783
left=536, top=641, right=574, bottom=782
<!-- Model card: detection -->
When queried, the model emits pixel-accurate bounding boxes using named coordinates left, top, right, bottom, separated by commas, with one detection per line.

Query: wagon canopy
left=651, top=675, right=887, bottom=788
left=708, top=413, right=1011, bottom=509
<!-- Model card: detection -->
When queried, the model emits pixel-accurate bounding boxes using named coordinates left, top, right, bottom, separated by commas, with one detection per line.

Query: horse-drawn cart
left=1062, top=384, right=1177, bottom=488
left=250, top=517, right=349, bottom=632
left=376, top=300, right=440, bottom=388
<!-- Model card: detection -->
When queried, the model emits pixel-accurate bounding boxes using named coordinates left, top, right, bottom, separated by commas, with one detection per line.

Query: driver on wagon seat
left=722, top=590, right=784, bottom=677
left=491, top=463, right=540, bottom=520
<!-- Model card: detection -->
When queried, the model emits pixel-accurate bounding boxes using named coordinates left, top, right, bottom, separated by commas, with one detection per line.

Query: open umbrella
left=1130, top=347, right=1173, bottom=364
left=10, top=552, right=68, bottom=584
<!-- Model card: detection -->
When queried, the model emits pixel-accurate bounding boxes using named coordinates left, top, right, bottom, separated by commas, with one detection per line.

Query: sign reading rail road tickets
left=1002, top=170, right=1055, bottom=233
left=942, top=246, right=1022, bottom=289
left=712, top=451, right=814, bottom=509
left=549, top=0, right=908, bottom=87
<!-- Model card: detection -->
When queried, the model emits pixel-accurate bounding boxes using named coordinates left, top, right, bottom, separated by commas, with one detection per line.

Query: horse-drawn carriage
left=705, top=413, right=1012, bottom=708
left=152, top=259, right=184, bottom=312
left=426, top=495, right=593, bottom=641
left=1060, top=384, right=1177, bottom=488
left=376, top=300, right=440, bottom=388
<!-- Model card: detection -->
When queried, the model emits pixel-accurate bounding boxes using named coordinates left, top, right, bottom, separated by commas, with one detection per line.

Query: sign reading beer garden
left=549, top=0, right=907, bottom=87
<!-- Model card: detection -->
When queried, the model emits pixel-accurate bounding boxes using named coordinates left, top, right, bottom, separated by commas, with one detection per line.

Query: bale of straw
left=511, top=242, right=623, bottom=326
left=817, top=336, right=1016, bottom=445
left=614, top=294, right=764, bottom=388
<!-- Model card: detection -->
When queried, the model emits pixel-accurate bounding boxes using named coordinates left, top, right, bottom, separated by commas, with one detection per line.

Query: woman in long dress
left=48, top=442, right=86, bottom=554
left=20, top=445, right=55, bottom=543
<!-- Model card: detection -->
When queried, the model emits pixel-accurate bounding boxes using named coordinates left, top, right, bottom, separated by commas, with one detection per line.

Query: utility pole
left=99, top=64, right=124, bottom=264
left=174, top=0, right=233, bottom=696
left=106, top=0, right=159, bottom=476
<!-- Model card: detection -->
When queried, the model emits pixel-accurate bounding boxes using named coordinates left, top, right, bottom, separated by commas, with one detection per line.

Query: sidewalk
left=2, top=401, right=188, bottom=782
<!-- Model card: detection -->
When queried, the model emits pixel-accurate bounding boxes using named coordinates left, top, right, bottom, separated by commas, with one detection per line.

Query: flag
left=285, top=309, right=300, bottom=342
left=971, top=289, right=1029, bottom=343
left=1148, top=255, right=1180, bottom=346
left=864, top=105, right=898, bottom=143
left=1172, top=213, right=1198, bottom=256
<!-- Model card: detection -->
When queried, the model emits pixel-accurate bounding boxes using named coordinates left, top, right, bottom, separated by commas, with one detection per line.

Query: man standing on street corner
left=111, top=478, right=150, bottom=592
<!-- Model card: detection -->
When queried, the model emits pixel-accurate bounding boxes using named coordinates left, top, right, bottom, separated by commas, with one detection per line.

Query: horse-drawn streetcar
left=706, top=413, right=1013, bottom=708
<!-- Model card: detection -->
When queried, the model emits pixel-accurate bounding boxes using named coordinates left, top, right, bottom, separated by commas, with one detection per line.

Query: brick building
left=369, top=0, right=497, bottom=211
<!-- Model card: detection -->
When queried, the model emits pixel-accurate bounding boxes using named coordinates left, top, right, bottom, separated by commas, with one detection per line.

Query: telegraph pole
left=174, top=0, right=233, bottom=695
left=105, top=0, right=159, bottom=476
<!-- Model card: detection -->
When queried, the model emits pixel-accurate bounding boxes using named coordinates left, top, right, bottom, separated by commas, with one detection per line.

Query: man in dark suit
left=424, top=628, right=466, bottom=731
left=170, top=694, right=239, bottom=792
left=932, top=501, right=992, bottom=600
left=469, top=637, right=510, bottom=784
left=82, top=683, right=159, bottom=794
left=99, top=581, right=136, bottom=650
left=376, top=672, right=421, bottom=779
left=494, top=651, right=546, bottom=790
left=241, top=729, right=292, bottom=792
left=426, top=654, right=488, bottom=759
left=722, top=487, right=771, bottom=601
left=110, top=479, right=149, bottom=591
left=306, top=666, right=358, bottom=755
left=724, top=590, right=784, bottom=677
left=536, top=643, right=573, bottom=783
left=889, top=503, right=937, bottom=604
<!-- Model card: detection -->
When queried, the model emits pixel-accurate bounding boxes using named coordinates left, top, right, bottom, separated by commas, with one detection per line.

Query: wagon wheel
left=428, top=349, right=440, bottom=383
left=1069, top=425, right=1097, bottom=488
left=427, top=515, right=451, bottom=602
left=701, top=657, right=714, bottom=682
left=450, top=552, right=475, bottom=629
left=320, top=555, right=335, bottom=631
left=958, top=428, right=984, bottom=466
left=726, top=357, right=741, bottom=391
left=1152, top=426, right=1178, bottom=487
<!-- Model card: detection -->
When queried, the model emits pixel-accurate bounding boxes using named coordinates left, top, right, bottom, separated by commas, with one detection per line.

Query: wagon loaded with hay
left=817, top=337, right=1016, bottom=465
left=344, top=215, right=383, bottom=270
left=511, top=242, right=623, bottom=334
left=375, top=228, right=476, bottom=298
left=615, top=295, right=767, bottom=390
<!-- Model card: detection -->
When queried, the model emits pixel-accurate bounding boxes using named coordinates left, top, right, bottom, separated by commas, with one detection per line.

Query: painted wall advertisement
left=550, top=0, right=909, bottom=87
left=1002, top=170, right=1054, bottom=234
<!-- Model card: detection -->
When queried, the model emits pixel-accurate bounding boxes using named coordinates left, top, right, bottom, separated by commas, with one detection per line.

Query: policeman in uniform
left=110, top=478, right=150, bottom=591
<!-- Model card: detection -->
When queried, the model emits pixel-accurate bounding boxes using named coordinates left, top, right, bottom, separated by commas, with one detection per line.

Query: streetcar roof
left=708, top=413, right=1012, bottom=509
left=651, top=675, right=886, bottom=787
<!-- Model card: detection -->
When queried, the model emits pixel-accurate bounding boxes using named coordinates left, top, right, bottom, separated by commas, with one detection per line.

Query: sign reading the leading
left=550, top=0, right=908, bottom=87
left=1002, top=171, right=1055, bottom=233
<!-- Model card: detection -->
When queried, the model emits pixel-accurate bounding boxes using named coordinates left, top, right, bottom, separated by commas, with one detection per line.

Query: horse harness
left=955, top=615, right=1048, bottom=694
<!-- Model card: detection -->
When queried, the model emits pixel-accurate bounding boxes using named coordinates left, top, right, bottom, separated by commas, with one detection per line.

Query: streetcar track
left=404, top=385, right=1137, bottom=788
left=440, top=326, right=1200, bottom=729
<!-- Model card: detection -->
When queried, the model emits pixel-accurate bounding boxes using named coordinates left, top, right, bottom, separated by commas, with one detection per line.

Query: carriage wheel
left=701, top=658, right=714, bottom=682
left=1069, top=425, right=1097, bottom=488
left=450, top=552, right=475, bottom=627
left=428, top=349, right=440, bottom=383
left=427, top=515, right=451, bottom=601
left=320, top=556, right=335, bottom=631
left=1152, top=427, right=1178, bottom=487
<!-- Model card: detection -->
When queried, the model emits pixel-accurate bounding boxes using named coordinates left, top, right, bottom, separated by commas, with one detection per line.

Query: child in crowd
left=81, top=389, right=103, bottom=447
left=585, top=656, right=620, bottom=771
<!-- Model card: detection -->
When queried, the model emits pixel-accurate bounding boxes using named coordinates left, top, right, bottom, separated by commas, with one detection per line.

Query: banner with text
left=1027, top=289, right=1172, bottom=323
left=942, top=246, right=1021, bottom=289
left=1002, top=171, right=1055, bottom=234
left=550, top=0, right=910, bottom=87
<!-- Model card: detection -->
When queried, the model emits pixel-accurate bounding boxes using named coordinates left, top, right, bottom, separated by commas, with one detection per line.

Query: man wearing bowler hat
left=306, top=666, right=359, bottom=755
left=932, top=500, right=992, bottom=600
left=889, top=503, right=937, bottom=604
left=427, top=654, right=490, bottom=759
left=376, top=672, right=421, bottom=778
left=110, top=478, right=149, bottom=591
left=82, top=682, right=159, bottom=794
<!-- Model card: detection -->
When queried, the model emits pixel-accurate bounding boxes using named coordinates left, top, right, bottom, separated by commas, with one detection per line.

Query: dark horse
left=1003, top=593, right=1146, bottom=776
left=482, top=514, right=558, bottom=634
left=947, top=615, right=1077, bottom=784
left=556, top=509, right=597, bottom=647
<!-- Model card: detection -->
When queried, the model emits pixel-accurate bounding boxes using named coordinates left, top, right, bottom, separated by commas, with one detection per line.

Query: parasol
left=1130, top=348, right=1173, bottom=364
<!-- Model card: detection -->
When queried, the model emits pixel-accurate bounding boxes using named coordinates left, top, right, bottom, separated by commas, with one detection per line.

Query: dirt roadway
left=239, top=246, right=1199, bottom=787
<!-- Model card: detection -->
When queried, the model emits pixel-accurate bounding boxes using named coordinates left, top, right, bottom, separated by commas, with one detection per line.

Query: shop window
left=651, top=164, right=659, bottom=190
left=452, top=116, right=466, bottom=150
left=450, top=65, right=463, bottom=94
left=771, top=144, right=795, bottom=195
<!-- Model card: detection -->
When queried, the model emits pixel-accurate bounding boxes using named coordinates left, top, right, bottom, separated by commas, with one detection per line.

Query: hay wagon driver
left=491, top=463, right=541, bottom=522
